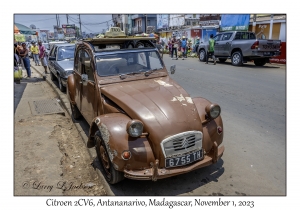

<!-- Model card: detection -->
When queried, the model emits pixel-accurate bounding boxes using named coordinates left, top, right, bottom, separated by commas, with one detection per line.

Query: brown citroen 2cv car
left=67, top=27, right=224, bottom=184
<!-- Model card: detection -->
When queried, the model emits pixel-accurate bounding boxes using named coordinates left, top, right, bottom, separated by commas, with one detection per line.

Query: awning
left=14, top=23, right=36, bottom=35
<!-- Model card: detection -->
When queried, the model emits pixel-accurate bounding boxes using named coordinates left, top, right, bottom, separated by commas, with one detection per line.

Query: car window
left=74, top=50, right=81, bottom=73
left=249, top=33, right=256, bottom=39
left=221, top=33, right=233, bottom=41
left=214, top=35, right=222, bottom=41
left=57, top=46, right=75, bottom=61
left=96, top=50, right=163, bottom=77
left=234, top=32, right=249, bottom=40
left=234, top=32, right=242, bottom=40
left=79, top=50, right=94, bottom=81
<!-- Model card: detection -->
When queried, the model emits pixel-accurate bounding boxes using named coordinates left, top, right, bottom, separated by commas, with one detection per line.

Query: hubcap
left=233, top=54, right=240, bottom=64
left=99, top=144, right=111, bottom=178
left=200, top=51, right=204, bottom=60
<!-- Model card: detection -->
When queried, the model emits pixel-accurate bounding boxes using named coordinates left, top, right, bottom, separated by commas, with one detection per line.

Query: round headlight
left=205, top=104, right=221, bottom=119
left=126, top=120, right=144, bottom=137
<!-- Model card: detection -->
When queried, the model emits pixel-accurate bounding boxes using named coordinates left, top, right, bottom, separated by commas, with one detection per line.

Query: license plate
left=264, top=52, right=271, bottom=55
left=165, top=150, right=203, bottom=168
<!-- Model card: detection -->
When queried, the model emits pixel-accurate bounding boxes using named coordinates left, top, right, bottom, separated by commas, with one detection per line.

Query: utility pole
left=66, top=14, right=69, bottom=24
left=252, top=14, right=257, bottom=33
left=145, top=14, right=147, bottom=33
left=78, top=14, right=82, bottom=38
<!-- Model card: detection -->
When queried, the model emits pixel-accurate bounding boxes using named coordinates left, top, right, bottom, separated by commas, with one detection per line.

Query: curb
left=30, top=64, right=114, bottom=196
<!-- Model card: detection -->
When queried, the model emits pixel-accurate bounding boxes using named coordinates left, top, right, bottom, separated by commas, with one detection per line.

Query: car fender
left=67, top=74, right=75, bottom=104
left=192, top=97, right=224, bottom=155
left=88, top=113, right=155, bottom=171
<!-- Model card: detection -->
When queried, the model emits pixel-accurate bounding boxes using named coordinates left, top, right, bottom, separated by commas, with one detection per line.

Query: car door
left=73, top=48, right=82, bottom=114
left=218, top=32, right=233, bottom=56
left=213, top=34, right=222, bottom=55
left=77, top=49, right=98, bottom=124
left=48, top=46, right=57, bottom=74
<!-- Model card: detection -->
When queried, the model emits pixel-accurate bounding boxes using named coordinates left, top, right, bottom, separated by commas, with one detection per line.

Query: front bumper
left=123, top=144, right=224, bottom=181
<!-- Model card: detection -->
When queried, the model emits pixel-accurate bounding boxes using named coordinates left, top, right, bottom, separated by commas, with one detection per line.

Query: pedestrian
left=193, top=37, right=200, bottom=53
left=168, top=38, right=173, bottom=57
left=38, top=41, right=49, bottom=74
left=30, top=42, right=40, bottom=66
left=171, top=36, right=178, bottom=60
left=206, top=34, right=216, bottom=65
left=181, top=36, right=187, bottom=60
left=19, top=42, right=31, bottom=78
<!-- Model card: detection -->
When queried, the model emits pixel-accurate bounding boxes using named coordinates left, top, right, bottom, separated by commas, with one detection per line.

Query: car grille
left=160, top=131, right=203, bottom=158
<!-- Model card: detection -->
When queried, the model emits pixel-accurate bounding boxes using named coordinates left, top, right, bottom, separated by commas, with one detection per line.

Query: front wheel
left=95, top=131, right=124, bottom=184
left=199, top=49, right=206, bottom=62
left=50, top=71, right=56, bottom=81
left=231, top=51, right=243, bottom=66
left=58, top=76, right=66, bottom=92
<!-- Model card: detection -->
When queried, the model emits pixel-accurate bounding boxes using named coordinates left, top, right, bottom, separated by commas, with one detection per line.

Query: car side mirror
left=81, top=74, right=88, bottom=86
left=49, top=56, right=55, bottom=61
left=170, top=65, right=176, bottom=74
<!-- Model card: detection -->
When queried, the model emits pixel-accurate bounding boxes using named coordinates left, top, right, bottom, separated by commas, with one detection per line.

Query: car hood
left=56, top=60, right=74, bottom=71
left=101, top=76, right=203, bottom=159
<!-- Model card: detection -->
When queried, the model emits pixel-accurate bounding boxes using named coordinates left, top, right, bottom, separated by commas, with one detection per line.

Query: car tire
left=58, top=76, right=66, bottom=92
left=50, top=71, right=56, bottom=81
left=199, top=49, right=206, bottom=62
left=95, top=131, right=124, bottom=184
left=231, top=51, right=243, bottom=66
left=218, top=58, right=227, bottom=63
left=70, top=103, right=82, bottom=120
left=254, top=59, right=267, bottom=66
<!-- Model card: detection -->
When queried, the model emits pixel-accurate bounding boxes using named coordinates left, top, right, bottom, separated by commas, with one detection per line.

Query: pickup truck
left=197, top=31, right=281, bottom=66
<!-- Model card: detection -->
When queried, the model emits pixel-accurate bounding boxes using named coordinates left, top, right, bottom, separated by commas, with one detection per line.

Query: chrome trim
left=160, top=131, right=203, bottom=158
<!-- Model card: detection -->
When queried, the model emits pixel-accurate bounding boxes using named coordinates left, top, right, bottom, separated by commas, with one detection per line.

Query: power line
left=15, top=17, right=56, bottom=23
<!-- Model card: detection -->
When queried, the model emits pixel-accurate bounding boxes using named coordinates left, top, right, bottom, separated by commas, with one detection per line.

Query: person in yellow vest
left=206, top=34, right=216, bottom=65
left=30, top=42, right=40, bottom=66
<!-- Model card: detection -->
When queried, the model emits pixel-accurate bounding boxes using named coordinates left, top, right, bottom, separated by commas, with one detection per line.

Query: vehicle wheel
left=254, top=59, right=267, bottom=66
left=231, top=51, right=243, bottom=66
left=95, top=131, right=124, bottom=184
left=199, top=49, right=206, bottom=62
left=70, top=102, right=82, bottom=120
left=218, top=58, right=227, bottom=63
left=58, top=76, right=66, bottom=92
left=50, top=71, right=56, bottom=81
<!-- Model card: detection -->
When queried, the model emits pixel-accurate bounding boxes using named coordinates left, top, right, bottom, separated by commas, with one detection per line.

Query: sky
left=14, top=14, right=113, bottom=34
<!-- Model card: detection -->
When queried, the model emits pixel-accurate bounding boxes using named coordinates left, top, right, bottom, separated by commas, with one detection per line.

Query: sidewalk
left=14, top=61, right=106, bottom=196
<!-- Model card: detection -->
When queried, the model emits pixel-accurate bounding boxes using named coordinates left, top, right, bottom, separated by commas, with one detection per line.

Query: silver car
left=48, top=43, right=75, bottom=92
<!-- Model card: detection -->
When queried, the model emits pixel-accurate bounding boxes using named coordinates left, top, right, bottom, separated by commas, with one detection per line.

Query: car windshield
left=95, top=50, right=163, bottom=77
left=57, top=46, right=75, bottom=61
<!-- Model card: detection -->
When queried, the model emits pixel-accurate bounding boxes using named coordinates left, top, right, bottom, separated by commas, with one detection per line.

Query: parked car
left=48, top=43, right=75, bottom=92
left=197, top=31, right=281, bottom=66
left=67, top=27, right=224, bottom=184
left=42, top=43, right=50, bottom=56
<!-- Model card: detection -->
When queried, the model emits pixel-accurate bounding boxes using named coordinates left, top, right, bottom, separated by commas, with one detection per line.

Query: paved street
left=22, top=56, right=286, bottom=196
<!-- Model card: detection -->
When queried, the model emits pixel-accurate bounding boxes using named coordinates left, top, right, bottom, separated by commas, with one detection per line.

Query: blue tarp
left=220, top=15, right=250, bottom=31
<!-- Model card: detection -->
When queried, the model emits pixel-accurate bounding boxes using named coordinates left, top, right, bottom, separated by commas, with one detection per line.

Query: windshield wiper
left=144, top=68, right=162, bottom=76
left=119, top=71, right=142, bottom=80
